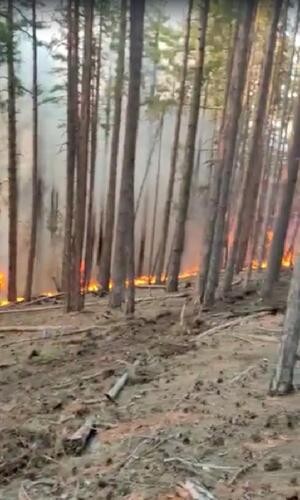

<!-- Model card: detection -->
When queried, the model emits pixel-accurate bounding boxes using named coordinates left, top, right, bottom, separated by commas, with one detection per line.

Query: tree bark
left=72, top=0, right=94, bottom=311
left=262, top=80, right=300, bottom=298
left=222, top=0, right=283, bottom=296
left=7, top=0, right=18, bottom=303
left=154, top=0, right=193, bottom=285
left=203, top=0, right=257, bottom=305
left=167, top=0, right=209, bottom=293
left=110, top=0, right=145, bottom=309
left=63, top=0, right=79, bottom=310
left=99, top=0, right=127, bottom=292
left=25, top=0, right=38, bottom=302
left=269, top=254, right=300, bottom=395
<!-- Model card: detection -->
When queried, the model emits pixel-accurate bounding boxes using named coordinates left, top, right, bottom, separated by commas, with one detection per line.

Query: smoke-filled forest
left=2, top=0, right=300, bottom=498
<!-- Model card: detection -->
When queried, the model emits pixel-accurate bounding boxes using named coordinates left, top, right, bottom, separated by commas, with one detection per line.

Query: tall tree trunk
left=25, top=0, right=38, bottom=301
left=167, top=0, right=209, bottom=293
left=262, top=80, right=300, bottom=298
left=154, top=0, right=193, bottom=284
left=7, top=0, right=17, bottom=303
left=99, top=0, right=127, bottom=292
left=63, top=0, right=79, bottom=310
left=72, top=0, right=94, bottom=311
left=110, top=0, right=145, bottom=310
left=269, top=253, right=300, bottom=395
left=203, top=0, right=256, bottom=305
left=84, top=11, right=103, bottom=289
left=222, top=0, right=283, bottom=295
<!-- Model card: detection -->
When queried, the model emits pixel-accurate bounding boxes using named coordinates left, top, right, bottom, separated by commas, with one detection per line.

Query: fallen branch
left=177, top=479, right=216, bottom=500
left=105, top=360, right=140, bottom=402
left=0, top=326, right=98, bottom=348
left=194, top=311, right=269, bottom=343
left=164, top=457, right=238, bottom=472
left=230, top=358, right=268, bottom=384
left=228, top=461, right=257, bottom=486
left=136, top=292, right=189, bottom=303
left=0, top=304, right=64, bottom=315
left=135, top=284, right=166, bottom=290
left=62, top=417, right=96, bottom=455
left=227, top=333, right=255, bottom=344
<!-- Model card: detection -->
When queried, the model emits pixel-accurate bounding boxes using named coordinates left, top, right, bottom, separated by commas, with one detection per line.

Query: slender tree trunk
left=63, top=0, right=79, bottom=310
left=148, top=113, right=164, bottom=281
left=167, top=0, right=209, bottom=293
left=137, top=192, right=148, bottom=277
left=110, top=0, right=145, bottom=310
left=25, top=0, right=38, bottom=301
left=99, top=0, right=127, bottom=292
left=72, top=0, right=94, bottom=311
left=269, top=253, right=300, bottom=395
left=135, top=121, right=161, bottom=219
left=262, top=81, right=300, bottom=298
left=222, top=0, right=283, bottom=295
left=96, top=208, right=104, bottom=268
left=84, top=12, right=103, bottom=289
left=154, top=0, right=193, bottom=284
left=7, top=0, right=18, bottom=303
left=203, top=0, right=256, bottom=305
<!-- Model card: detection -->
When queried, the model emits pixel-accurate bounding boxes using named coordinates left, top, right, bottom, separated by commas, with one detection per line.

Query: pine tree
left=63, top=0, right=79, bottom=310
left=201, top=0, right=256, bottom=305
left=72, top=0, right=94, bottom=311
left=99, top=0, right=127, bottom=293
left=155, top=0, right=193, bottom=284
left=7, top=0, right=18, bottom=303
left=110, top=0, right=145, bottom=311
left=167, top=0, right=209, bottom=293
left=24, top=0, right=38, bottom=301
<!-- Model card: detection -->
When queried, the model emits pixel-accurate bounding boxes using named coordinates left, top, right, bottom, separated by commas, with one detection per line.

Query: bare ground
left=0, top=274, right=299, bottom=499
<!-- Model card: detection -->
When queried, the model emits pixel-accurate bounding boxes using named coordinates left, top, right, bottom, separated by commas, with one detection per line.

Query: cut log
left=105, top=360, right=140, bottom=401
left=62, top=417, right=96, bottom=455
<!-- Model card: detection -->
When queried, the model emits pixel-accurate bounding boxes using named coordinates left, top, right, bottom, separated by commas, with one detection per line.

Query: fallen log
left=105, top=360, right=140, bottom=402
left=62, top=417, right=96, bottom=455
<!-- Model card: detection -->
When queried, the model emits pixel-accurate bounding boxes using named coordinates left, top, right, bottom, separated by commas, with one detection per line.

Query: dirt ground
left=0, top=273, right=299, bottom=500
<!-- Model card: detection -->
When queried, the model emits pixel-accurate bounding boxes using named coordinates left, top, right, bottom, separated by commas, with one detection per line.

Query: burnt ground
left=0, top=272, right=299, bottom=499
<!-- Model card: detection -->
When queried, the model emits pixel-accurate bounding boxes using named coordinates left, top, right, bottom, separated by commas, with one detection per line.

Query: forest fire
left=0, top=267, right=199, bottom=307
left=250, top=229, right=294, bottom=270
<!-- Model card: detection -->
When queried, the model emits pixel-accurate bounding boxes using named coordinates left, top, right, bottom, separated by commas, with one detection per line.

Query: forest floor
left=0, top=272, right=299, bottom=500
